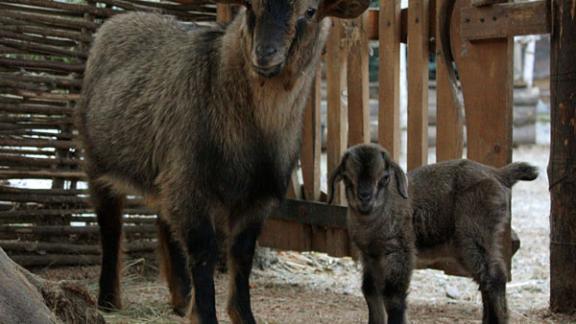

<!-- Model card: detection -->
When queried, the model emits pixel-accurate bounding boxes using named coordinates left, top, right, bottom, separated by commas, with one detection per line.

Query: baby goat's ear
left=389, top=160, right=408, bottom=199
left=328, top=152, right=349, bottom=205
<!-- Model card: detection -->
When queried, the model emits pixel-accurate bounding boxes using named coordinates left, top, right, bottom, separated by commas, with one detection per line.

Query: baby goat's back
left=408, top=159, right=509, bottom=248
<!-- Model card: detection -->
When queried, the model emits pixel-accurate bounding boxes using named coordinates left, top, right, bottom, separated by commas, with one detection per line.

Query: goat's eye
left=305, top=7, right=317, bottom=19
left=378, top=174, right=390, bottom=188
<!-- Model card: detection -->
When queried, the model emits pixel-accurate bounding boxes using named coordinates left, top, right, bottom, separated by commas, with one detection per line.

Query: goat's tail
left=496, top=162, right=539, bottom=188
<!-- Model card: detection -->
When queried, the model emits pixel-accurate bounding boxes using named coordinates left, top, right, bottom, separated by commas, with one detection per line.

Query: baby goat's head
left=220, top=0, right=369, bottom=77
left=329, top=144, right=408, bottom=214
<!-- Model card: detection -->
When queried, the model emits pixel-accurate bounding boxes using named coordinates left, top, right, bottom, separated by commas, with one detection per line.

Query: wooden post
left=347, top=12, right=371, bottom=146
left=407, top=0, right=430, bottom=170
left=326, top=19, right=348, bottom=205
left=378, top=0, right=402, bottom=161
left=301, top=68, right=322, bottom=201
left=435, top=0, right=464, bottom=162
left=549, top=0, right=576, bottom=313
left=452, top=0, right=514, bottom=277
left=216, top=4, right=233, bottom=24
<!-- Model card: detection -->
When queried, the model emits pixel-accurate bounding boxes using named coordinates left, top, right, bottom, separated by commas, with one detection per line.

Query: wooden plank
left=407, top=0, right=430, bottom=170
left=548, top=0, right=576, bottom=313
left=347, top=12, right=370, bottom=146
left=435, top=0, right=464, bottom=161
left=301, top=68, right=322, bottom=201
left=452, top=0, right=514, bottom=277
left=216, top=4, right=232, bottom=24
left=378, top=0, right=402, bottom=161
left=326, top=19, right=348, bottom=205
left=461, top=1, right=550, bottom=40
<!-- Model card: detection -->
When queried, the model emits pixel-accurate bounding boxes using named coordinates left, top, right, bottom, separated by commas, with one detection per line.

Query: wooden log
left=0, top=225, right=157, bottom=236
left=461, top=0, right=550, bottom=41
left=216, top=4, right=233, bottom=23
left=435, top=0, right=464, bottom=161
left=0, top=29, right=78, bottom=48
left=10, top=254, right=101, bottom=267
left=0, top=102, right=75, bottom=115
left=0, top=148, right=56, bottom=156
left=0, top=57, right=84, bottom=73
left=301, top=68, right=322, bottom=201
left=0, top=170, right=86, bottom=180
left=0, top=208, right=155, bottom=219
left=0, top=155, right=81, bottom=168
left=0, top=38, right=86, bottom=59
left=326, top=19, right=348, bottom=205
left=0, top=138, right=76, bottom=149
left=0, top=10, right=99, bottom=31
left=378, top=0, right=402, bottom=161
left=0, top=247, right=105, bottom=323
left=347, top=12, right=370, bottom=146
left=407, top=0, right=430, bottom=170
left=0, top=19, right=92, bottom=42
left=0, top=2, right=87, bottom=18
left=0, top=240, right=156, bottom=254
left=548, top=0, right=576, bottom=313
left=3, top=0, right=114, bottom=17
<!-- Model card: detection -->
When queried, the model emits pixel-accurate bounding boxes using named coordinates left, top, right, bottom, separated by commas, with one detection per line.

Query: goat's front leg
left=380, top=251, right=412, bottom=324
left=226, top=219, right=262, bottom=324
left=177, top=206, right=218, bottom=324
left=361, top=268, right=386, bottom=324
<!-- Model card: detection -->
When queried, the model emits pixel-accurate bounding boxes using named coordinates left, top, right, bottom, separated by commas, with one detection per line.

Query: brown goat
left=330, top=144, right=538, bottom=324
left=329, top=144, right=415, bottom=324
left=76, top=1, right=369, bottom=323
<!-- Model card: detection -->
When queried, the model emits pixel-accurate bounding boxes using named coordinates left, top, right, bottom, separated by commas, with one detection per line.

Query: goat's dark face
left=220, top=0, right=369, bottom=78
left=329, top=144, right=408, bottom=214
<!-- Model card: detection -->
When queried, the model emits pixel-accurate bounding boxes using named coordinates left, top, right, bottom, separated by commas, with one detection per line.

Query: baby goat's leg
left=91, top=181, right=124, bottom=311
left=157, top=218, right=192, bottom=316
left=361, top=269, right=386, bottom=324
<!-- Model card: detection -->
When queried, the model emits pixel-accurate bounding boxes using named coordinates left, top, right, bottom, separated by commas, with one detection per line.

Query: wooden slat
left=549, top=0, right=576, bottom=312
left=347, top=12, right=370, bottom=146
left=435, top=0, right=464, bottom=161
left=301, top=68, right=321, bottom=201
left=326, top=19, right=348, bottom=205
left=452, top=0, right=514, bottom=277
left=407, top=0, right=430, bottom=170
left=461, top=0, right=550, bottom=41
left=216, top=4, right=233, bottom=24
left=378, top=0, right=402, bottom=161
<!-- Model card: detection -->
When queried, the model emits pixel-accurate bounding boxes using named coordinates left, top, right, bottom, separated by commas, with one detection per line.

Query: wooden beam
left=216, top=4, right=233, bottom=24
left=347, top=12, right=371, bottom=146
left=549, top=0, right=576, bottom=313
left=461, top=0, right=550, bottom=40
left=326, top=19, right=348, bottom=205
left=453, top=0, right=514, bottom=277
left=407, top=0, right=430, bottom=170
left=378, top=0, right=402, bottom=161
left=435, top=0, right=464, bottom=161
left=301, top=68, right=322, bottom=201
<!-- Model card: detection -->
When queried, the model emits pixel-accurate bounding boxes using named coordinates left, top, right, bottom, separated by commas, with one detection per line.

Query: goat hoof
left=97, top=298, right=121, bottom=312
left=173, top=305, right=188, bottom=317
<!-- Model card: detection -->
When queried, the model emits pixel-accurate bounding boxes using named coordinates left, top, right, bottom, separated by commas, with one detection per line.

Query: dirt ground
left=33, top=145, right=576, bottom=323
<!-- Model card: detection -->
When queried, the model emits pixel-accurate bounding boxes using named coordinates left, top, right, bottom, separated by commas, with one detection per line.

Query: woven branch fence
left=0, top=0, right=216, bottom=267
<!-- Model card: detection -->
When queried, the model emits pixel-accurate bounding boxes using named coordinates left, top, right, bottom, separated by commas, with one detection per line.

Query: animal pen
left=0, top=0, right=574, bottom=314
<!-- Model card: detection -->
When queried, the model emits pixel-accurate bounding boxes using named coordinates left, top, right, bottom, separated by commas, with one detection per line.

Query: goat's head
left=329, top=144, right=408, bottom=214
left=219, top=0, right=369, bottom=78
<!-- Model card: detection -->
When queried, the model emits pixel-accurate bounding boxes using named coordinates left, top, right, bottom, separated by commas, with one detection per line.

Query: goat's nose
left=256, top=45, right=278, bottom=59
left=358, top=191, right=372, bottom=202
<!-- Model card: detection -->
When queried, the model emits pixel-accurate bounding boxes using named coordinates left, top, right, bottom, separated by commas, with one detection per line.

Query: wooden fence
left=0, top=0, right=550, bottom=276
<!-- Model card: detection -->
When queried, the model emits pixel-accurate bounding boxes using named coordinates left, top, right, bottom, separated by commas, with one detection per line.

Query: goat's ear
left=327, top=152, right=349, bottom=205
left=318, top=0, right=370, bottom=19
left=388, top=160, right=408, bottom=199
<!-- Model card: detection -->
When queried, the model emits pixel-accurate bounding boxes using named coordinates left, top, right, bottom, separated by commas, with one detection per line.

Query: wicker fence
left=0, top=0, right=215, bottom=267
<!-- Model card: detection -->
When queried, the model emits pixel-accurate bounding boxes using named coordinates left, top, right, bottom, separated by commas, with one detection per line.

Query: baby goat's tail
left=496, top=162, right=539, bottom=188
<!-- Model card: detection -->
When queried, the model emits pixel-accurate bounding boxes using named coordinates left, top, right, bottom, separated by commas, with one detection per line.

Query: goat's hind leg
left=157, top=218, right=192, bottom=316
left=90, top=181, right=125, bottom=311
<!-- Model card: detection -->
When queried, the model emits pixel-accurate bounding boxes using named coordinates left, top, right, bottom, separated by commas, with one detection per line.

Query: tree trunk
left=0, top=247, right=105, bottom=324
